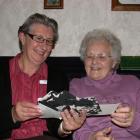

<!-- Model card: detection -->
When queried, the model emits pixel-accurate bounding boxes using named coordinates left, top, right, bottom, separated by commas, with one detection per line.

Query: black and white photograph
left=38, top=90, right=101, bottom=118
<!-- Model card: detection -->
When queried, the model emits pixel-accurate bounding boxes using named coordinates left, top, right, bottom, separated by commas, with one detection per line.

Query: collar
left=84, top=72, right=121, bottom=88
left=10, top=53, right=47, bottom=78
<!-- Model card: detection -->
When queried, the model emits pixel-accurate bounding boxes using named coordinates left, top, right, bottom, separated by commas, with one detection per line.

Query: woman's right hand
left=89, top=127, right=114, bottom=140
left=12, top=101, right=42, bottom=122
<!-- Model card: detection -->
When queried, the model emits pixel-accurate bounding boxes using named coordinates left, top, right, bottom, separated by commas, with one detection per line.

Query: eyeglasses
left=26, top=32, right=54, bottom=47
left=85, top=54, right=112, bottom=62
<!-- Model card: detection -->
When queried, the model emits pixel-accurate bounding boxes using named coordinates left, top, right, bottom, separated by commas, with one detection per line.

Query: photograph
left=112, top=0, right=140, bottom=11
left=44, top=0, right=63, bottom=9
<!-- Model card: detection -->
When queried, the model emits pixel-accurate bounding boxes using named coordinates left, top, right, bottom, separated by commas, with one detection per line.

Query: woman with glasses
left=69, top=29, right=140, bottom=140
left=0, top=13, right=86, bottom=139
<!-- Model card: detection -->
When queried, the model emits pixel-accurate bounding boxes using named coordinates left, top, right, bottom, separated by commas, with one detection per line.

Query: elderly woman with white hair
left=69, top=29, right=140, bottom=140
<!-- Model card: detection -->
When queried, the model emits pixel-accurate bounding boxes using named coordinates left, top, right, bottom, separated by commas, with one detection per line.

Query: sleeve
left=46, top=118, right=61, bottom=136
left=127, top=87, right=140, bottom=137
left=46, top=118, right=72, bottom=140
left=0, top=60, right=20, bottom=138
left=0, top=105, right=20, bottom=138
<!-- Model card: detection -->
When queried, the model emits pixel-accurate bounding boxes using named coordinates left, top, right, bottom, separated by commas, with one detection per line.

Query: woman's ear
left=18, top=32, right=26, bottom=46
left=112, top=60, right=119, bottom=70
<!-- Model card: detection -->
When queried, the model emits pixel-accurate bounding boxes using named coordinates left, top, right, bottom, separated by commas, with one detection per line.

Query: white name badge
left=39, top=80, right=47, bottom=84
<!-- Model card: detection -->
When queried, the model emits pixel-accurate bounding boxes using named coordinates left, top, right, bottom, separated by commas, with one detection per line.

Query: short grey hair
left=79, top=29, right=122, bottom=64
left=18, top=13, right=58, bottom=50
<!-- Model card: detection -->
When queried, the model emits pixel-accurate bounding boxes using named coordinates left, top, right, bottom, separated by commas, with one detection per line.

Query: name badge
left=39, top=80, right=47, bottom=84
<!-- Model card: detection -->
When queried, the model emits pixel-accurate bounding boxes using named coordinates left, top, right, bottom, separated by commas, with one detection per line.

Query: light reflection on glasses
left=26, top=32, right=54, bottom=47
left=85, top=54, right=112, bottom=61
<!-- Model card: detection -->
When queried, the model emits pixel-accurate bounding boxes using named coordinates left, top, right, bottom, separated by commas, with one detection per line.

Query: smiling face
left=84, top=41, right=116, bottom=80
left=19, top=23, right=54, bottom=67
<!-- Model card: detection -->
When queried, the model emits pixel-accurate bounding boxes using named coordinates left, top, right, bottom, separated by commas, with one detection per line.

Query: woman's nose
left=91, top=56, right=98, bottom=64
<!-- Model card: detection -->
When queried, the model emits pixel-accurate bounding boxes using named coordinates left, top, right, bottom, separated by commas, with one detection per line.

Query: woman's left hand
left=60, top=109, right=86, bottom=132
left=111, top=104, right=135, bottom=127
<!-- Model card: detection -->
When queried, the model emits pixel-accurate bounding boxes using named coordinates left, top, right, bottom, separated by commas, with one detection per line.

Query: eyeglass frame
left=85, top=54, right=112, bottom=62
left=25, top=32, right=55, bottom=47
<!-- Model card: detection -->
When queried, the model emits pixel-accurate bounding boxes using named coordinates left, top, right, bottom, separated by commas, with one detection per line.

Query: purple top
left=69, top=73, right=140, bottom=140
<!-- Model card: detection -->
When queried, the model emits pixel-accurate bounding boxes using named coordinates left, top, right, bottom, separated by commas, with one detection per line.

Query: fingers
left=60, top=109, right=86, bottom=131
left=91, top=128, right=113, bottom=140
left=95, top=136, right=114, bottom=140
left=111, top=118, right=129, bottom=127
left=13, top=101, right=41, bottom=121
left=102, top=127, right=112, bottom=136
left=111, top=112, right=133, bottom=127
left=70, top=109, right=86, bottom=123
left=19, top=102, right=38, bottom=109
left=111, top=112, right=130, bottom=121
left=61, top=109, right=85, bottom=123
left=111, top=105, right=135, bottom=127
left=115, top=104, right=132, bottom=113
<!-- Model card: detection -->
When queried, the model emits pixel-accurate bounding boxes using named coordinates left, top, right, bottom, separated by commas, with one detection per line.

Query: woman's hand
left=59, top=109, right=86, bottom=135
left=12, top=101, right=42, bottom=122
left=111, top=104, right=135, bottom=127
left=90, top=127, right=114, bottom=140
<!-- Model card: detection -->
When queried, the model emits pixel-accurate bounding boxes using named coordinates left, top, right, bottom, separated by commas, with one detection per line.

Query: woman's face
left=19, top=23, right=54, bottom=66
left=84, top=41, right=116, bottom=80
